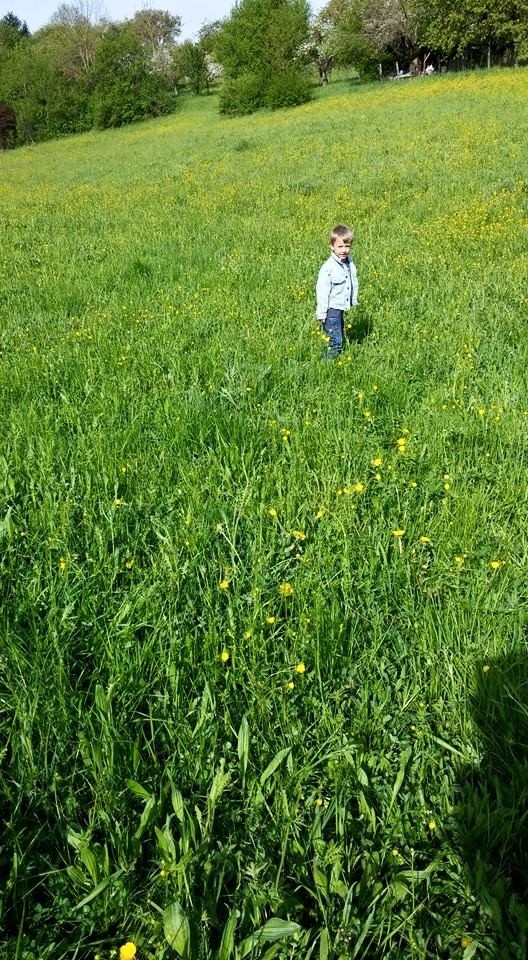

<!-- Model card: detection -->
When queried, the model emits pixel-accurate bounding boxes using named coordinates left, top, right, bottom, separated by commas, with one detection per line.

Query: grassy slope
left=1, top=71, right=528, bottom=959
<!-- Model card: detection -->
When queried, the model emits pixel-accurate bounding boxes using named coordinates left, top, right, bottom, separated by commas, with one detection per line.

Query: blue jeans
left=322, top=308, right=344, bottom=359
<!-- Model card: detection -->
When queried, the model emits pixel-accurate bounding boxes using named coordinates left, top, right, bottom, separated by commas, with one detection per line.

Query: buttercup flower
left=119, top=943, right=137, bottom=960
left=295, top=662, right=306, bottom=674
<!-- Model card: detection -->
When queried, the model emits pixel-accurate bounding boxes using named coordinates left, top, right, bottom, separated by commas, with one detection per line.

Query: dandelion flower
left=295, top=662, right=306, bottom=674
left=372, top=457, right=382, bottom=467
left=315, top=508, right=326, bottom=519
left=285, top=681, right=294, bottom=690
left=59, top=556, right=67, bottom=572
left=353, top=482, right=365, bottom=494
left=279, top=582, right=294, bottom=597
left=119, top=944, right=137, bottom=960
left=392, top=529, right=405, bottom=538
left=267, top=507, right=278, bottom=518
left=266, top=615, right=276, bottom=625
left=428, top=819, right=436, bottom=831
left=489, top=560, right=503, bottom=570
left=291, top=529, right=306, bottom=540
left=220, top=650, right=230, bottom=663
left=419, top=536, right=431, bottom=544
left=218, top=579, right=229, bottom=590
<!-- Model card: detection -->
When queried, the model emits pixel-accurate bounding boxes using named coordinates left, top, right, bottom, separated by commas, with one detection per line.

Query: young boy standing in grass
left=316, top=224, right=358, bottom=359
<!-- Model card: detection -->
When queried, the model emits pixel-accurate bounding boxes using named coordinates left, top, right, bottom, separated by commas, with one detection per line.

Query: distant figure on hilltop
left=316, top=224, right=359, bottom=359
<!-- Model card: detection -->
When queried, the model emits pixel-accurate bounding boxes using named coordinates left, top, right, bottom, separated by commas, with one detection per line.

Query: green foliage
left=0, top=11, right=29, bottom=49
left=91, top=26, right=176, bottom=129
left=216, top=0, right=311, bottom=115
left=175, top=40, right=211, bottom=94
left=264, top=64, right=313, bottom=107
left=1, top=68, right=528, bottom=959
left=219, top=71, right=265, bottom=114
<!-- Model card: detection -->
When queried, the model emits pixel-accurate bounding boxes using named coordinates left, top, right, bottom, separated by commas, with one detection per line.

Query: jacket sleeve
left=350, top=259, right=359, bottom=307
left=316, top=264, right=331, bottom=320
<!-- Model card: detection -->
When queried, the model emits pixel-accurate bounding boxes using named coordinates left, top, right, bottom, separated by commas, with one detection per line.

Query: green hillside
left=1, top=70, right=528, bottom=960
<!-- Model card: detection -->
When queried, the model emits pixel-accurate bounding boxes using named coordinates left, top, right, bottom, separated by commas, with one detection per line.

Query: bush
left=264, top=66, right=312, bottom=109
left=219, top=71, right=264, bottom=116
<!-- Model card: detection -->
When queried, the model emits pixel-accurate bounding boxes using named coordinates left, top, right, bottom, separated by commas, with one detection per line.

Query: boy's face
left=331, top=236, right=352, bottom=260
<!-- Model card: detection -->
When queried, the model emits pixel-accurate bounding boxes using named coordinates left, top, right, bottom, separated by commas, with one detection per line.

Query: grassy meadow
left=1, top=68, right=528, bottom=960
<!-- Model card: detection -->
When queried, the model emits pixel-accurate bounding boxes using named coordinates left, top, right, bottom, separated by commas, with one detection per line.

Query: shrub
left=264, top=66, right=312, bottom=109
left=219, top=71, right=264, bottom=116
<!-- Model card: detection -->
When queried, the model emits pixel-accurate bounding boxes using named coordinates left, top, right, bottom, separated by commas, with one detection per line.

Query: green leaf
left=388, top=745, right=412, bottom=813
left=94, top=684, right=108, bottom=713
left=319, top=927, right=330, bottom=960
left=238, top=918, right=301, bottom=958
left=164, top=900, right=191, bottom=959
left=74, top=867, right=124, bottom=910
left=218, top=908, right=238, bottom=960
left=126, top=779, right=152, bottom=799
left=171, top=781, right=185, bottom=823
left=134, top=795, right=156, bottom=840
left=259, top=747, right=291, bottom=787
left=238, top=714, right=250, bottom=784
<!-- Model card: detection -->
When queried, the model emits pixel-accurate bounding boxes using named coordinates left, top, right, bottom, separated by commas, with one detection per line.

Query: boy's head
left=330, top=224, right=353, bottom=261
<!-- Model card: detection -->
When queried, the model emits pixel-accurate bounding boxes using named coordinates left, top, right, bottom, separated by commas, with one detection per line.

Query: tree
left=425, top=0, right=528, bottom=63
left=91, top=24, right=177, bottom=127
left=299, top=12, right=335, bottom=83
left=47, top=1, right=105, bottom=79
left=0, top=11, right=29, bottom=49
left=215, top=0, right=312, bottom=114
left=173, top=40, right=212, bottom=93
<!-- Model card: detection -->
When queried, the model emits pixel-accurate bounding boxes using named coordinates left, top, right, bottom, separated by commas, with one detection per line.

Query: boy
left=316, top=224, right=358, bottom=359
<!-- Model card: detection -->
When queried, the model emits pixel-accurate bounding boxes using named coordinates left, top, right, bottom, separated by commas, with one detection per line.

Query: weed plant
left=1, top=70, right=528, bottom=960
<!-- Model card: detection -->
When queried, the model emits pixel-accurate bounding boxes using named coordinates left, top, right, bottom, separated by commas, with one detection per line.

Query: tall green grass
left=1, top=70, right=528, bottom=959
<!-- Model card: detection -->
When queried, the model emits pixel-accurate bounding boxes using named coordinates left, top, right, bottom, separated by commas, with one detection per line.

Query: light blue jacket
left=316, top=253, right=359, bottom=320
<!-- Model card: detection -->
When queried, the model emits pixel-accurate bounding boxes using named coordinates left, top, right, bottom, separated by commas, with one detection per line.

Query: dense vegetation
left=1, top=68, right=528, bottom=960
left=1, top=0, right=528, bottom=140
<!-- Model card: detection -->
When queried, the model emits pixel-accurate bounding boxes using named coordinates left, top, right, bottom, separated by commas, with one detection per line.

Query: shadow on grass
left=347, top=306, right=373, bottom=344
left=457, top=652, right=528, bottom=957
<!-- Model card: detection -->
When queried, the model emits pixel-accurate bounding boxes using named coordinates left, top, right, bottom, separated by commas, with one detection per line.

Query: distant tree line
left=1, top=0, right=527, bottom=145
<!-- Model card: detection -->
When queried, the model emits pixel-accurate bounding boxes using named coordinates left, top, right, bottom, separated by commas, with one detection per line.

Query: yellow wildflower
left=113, top=498, right=123, bottom=507
left=392, top=529, right=405, bottom=538
left=220, top=650, right=230, bottom=663
left=119, top=944, right=137, bottom=960
left=428, top=819, right=436, bottom=831
left=218, top=579, right=229, bottom=590
left=295, top=662, right=306, bottom=674
left=372, top=457, right=382, bottom=467
left=461, top=937, right=472, bottom=949
left=267, top=507, right=278, bottom=518
left=291, top=529, right=306, bottom=540
left=489, top=560, right=503, bottom=570
left=59, top=556, right=67, bottom=572
left=315, top=508, right=326, bottom=519
left=279, top=582, right=294, bottom=597
left=482, top=664, right=490, bottom=673
left=419, top=536, right=431, bottom=544
left=266, top=615, right=276, bottom=625
left=353, top=482, right=365, bottom=494
left=285, top=681, right=294, bottom=690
